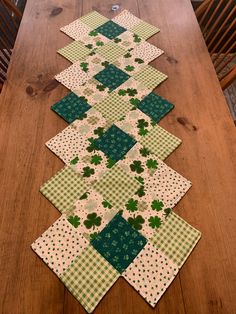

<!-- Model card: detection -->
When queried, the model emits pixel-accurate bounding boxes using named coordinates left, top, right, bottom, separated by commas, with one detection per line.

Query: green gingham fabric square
left=93, top=164, right=141, bottom=210
left=91, top=213, right=147, bottom=273
left=94, top=125, right=137, bottom=162
left=94, top=64, right=130, bottom=91
left=57, top=41, right=91, bottom=63
left=137, top=92, right=174, bottom=122
left=51, top=92, right=91, bottom=123
left=93, top=92, right=133, bottom=123
left=130, top=20, right=160, bottom=40
left=139, top=125, right=182, bottom=160
left=96, top=20, right=126, bottom=39
left=133, top=65, right=168, bottom=89
left=60, top=245, right=120, bottom=313
left=79, top=11, right=109, bottom=29
left=40, top=166, right=88, bottom=214
left=96, top=42, right=127, bottom=63
left=151, top=212, right=201, bottom=267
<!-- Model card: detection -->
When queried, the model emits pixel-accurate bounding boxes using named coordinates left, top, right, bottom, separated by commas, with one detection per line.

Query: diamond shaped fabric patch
left=51, top=92, right=91, bottom=123
left=113, top=31, right=143, bottom=50
left=60, top=245, right=120, bottom=313
left=96, top=20, right=126, bottom=39
left=91, top=213, right=147, bottom=273
left=40, top=166, right=88, bottom=214
left=93, top=164, right=141, bottom=210
left=131, top=41, right=164, bottom=64
left=137, top=92, right=174, bottom=122
left=31, top=216, right=87, bottom=276
left=133, top=65, right=168, bottom=89
left=94, top=125, right=136, bottom=162
left=130, top=20, right=160, bottom=39
left=94, top=64, right=130, bottom=91
left=151, top=213, right=201, bottom=268
left=60, top=19, right=92, bottom=41
left=139, top=125, right=182, bottom=160
left=79, top=11, right=109, bottom=29
left=81, top=30, right=110, bottom=50
left=122, top=242, right=178, bottom=307
left=57, top=41, right=91, bottom=63
left=96, top=42, right=127, bottom=63
left=93, top=92, right=133, bottom=123
left=112, top=10, right=141, bottom=29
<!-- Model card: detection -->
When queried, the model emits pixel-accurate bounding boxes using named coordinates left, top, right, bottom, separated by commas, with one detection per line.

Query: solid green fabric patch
left=151, top=212, right=201, bottom=267
left=137, top=92, right=174, bottom=122
left=79, top=11, right=109, bottom=29
left=91, top=213, right=147, bottom=273
left=40, top=166, right=88, bottom=214
left=139, top=125, right=182, bottom=160
left=51, top=92, right=91, bottom=123
left=133, top=65, right=168, bottom=89
left=96, top=42, right=127, bottom=63
left=96, top=20, right=126, bottom=39
left=60, top=245, right=120, bottom=313
left=93, top=92, right=133, bottom=123
left=57, top=41, right=91, bottom=63
left=94, top=64, right=130, bottom=91
left=93, top=164, right=141, bottom=210
left=94, top=125, right=136, bottom=161
left=130, top=20, right=160, bottom=40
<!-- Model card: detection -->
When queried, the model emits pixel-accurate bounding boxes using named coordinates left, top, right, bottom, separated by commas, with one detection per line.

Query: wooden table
left=0, top=0, right=236, bottom=313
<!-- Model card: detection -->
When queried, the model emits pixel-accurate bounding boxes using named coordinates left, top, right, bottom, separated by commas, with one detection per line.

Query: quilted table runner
left=32, top=10, right=201, bottom=313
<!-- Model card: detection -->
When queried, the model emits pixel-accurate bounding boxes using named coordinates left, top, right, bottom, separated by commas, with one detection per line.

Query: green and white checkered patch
left=151, top=212, right=201, bottom=267
left=40, top=166, right=88, bottom=214
left=60, top=245, right=120, bottom=313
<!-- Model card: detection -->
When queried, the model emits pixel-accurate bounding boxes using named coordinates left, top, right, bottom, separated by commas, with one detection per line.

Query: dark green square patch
left=137, top=92, right=174, bottom=122
left=51, top=92, right=91, bottom=123
left=94, top=124, right=136, bottom=162
left=91, top=213, right=147, bottom=273
left=96, top=20, right=126, bottom=39
left=94, top=64, right=130, bottom=91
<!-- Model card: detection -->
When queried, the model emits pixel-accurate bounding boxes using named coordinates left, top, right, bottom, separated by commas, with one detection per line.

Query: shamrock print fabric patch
left=60, top=245, right=120, bottom=313
left=93, top=124, right=137, bottom=162
left=31, top=215, right=87, bottom=276
left=94, top=64, right=130, bottom=91
left=40, top=166, right=88, bottom=214
left=91, top=213, right=147, bottom=273
left=122, top=242, right=178, bottom=307
left=93, top=164, right=141, bottom=210
left=113, top=31, right=144, bottom=50
left=151, top=212, right=201, bottom=268
left=80, top=30, right=110, bottom=50
left=57, top=40, right=91, bottom=63
left=51, top=92, right=91, bottom=123
left=96, top=20, right=126, bottom=39
left=137, top=92, right=174, bottom=122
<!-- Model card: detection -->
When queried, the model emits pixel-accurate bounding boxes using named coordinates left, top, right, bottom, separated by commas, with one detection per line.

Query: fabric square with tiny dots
left=40, top=166, right=88, bottom=214
left=60, top=244, right=120, bottom=313
left=60, top=19, right=92, bottom=41
left=130, top=20, right=160, bottom=39
left=93, top=164, right=141, bottom=210
left=133, top=65, right=168, bottom=89
left=137, top=92, right=174, bottom=122
left=93, top=92, right=133, bottom=123
left=139, top=125, right=182, bottom=160
left=151, top=212, right=201, bottom=268
left=51, top=92, right=92, bottom=123
left=96, top=41, right=127, bottom=63
left=31, top=215, right=87, bottom=276
left=112, top=10, right=141, bottom=30
left=57, top=41, right=91, bottom=63
left=96, top=20, right=126, bottom=39
left=122, top=241, right=178, bottom=307
left=79, top=11, right=109, bottom=29
left=94, top=125, right=137, bottom=162
left=91, top=213, right=147, bottom=273
left=94, top=64, right=130, bottom=91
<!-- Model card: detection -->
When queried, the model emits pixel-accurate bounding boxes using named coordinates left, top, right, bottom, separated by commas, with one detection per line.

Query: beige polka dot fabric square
left=60, top=19, right=92, bottom=41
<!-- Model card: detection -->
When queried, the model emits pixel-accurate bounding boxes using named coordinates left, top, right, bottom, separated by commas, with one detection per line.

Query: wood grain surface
left=0, top=0, right=236, bottom=313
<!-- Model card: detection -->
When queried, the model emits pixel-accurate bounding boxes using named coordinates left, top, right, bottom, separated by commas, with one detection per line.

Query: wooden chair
left=195, top=0, right=236, bottom=90
left=0, top=0, right=22, bottom=92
